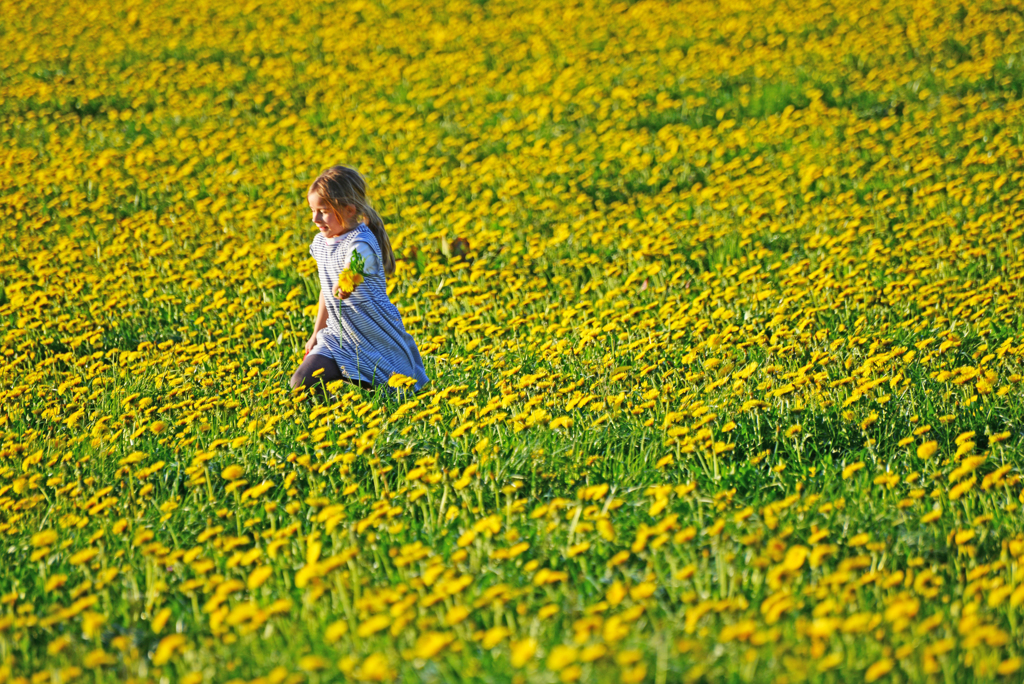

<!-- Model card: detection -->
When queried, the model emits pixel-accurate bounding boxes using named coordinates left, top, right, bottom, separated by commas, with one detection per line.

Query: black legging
left=289, top=354, right=374, bottom=394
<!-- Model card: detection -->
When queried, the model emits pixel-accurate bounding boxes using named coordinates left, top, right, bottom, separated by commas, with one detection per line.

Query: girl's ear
left=343, top=204, right=360, bottom=225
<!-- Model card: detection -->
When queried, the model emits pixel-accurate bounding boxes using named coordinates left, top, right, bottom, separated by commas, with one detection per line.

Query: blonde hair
left=309, top=165, right=396, bottom=277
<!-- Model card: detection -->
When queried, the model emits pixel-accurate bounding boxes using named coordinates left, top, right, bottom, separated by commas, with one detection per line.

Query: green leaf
left=349, top=248, right=366, bottom=276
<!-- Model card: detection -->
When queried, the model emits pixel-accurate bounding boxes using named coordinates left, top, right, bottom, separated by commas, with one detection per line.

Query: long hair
left=309, top=165, right=396, bottom=277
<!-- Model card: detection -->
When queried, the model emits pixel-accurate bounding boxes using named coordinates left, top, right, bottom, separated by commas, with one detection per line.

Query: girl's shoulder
left=352, top=223, right=379, bottom=248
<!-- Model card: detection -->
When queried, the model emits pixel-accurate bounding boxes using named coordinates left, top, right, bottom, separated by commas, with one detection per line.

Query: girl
left=290, top=165, right=429, bottom=395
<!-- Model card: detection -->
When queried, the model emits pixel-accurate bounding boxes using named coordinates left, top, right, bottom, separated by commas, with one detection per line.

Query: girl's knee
left=289, top=355, right=339, bottom=392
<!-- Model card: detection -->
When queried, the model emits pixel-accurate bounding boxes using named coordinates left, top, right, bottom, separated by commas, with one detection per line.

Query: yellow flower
left=338, top=657, right=358, bottom=675
left=848, top=533, right=870, bottom=547
left=567, top=541, right=590, bottom=557
left=629, top=581, right=657, bottom=600
left=357, top=614, right=390, bottom=638
left=817, top=653, right=843, bottom=672
left=82, top=612, right=106, bottom=639
left=221, top=465, right=244, bottom=480
left=621, top=663, right=648, bottom=684
left=151, top=607, right=172, bottom=634
left=414, top=631, right=454, bottom=659
left=842, top=462, right=865, bottom=479
left=47, top=636, right=70, bottom=655
left=333, top=270, right=364, bottom=297
left=298, top=656, right=330, bottom=672
left=510, top=638, right=538, bottom=668
left=864, top=658, right=894, bottom=682
left=387, top=373, right=417, bottom=388
left=324, top=620, right=349, bottom=643
left=354, top=653, right=392, bottom=682
left=997, top=658, right=1022, bottom=676
left=445, top=605, right=471, bottom=625
left=607, top=581, right=627, bottom=606
left=31, top=530, right=58, bottom=548
left=607, top=551, right=630, bottom=568
left=152, top=635, right=188, bottom=666
left=560, top=665, right=582, bottom=683
left=69, top=548, right=100, bottom=565
left=546, top=645, right=578, bottom=671
left=482, top=626, right=510, bottom=649
left=83, top=649, right=116, bottom=669
left=44, top=574, right=67, bottom=592
left=781, top=545, right=808, bottom=571
left=247, top=565, right=273, bottom=590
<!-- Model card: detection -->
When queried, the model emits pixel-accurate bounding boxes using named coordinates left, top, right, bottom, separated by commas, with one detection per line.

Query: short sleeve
left=352, top=240, right=379, bottom=276
left=308, top=234, right=319, bottom=259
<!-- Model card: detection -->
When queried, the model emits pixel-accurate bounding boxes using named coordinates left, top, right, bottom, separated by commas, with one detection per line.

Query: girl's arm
left=314, top=290, right=328, bottom=332
left=305, top=291, right=329, bottom=355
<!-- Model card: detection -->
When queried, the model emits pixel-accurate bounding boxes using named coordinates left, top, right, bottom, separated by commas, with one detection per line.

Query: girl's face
left=308, top=191, right=356, bottom=238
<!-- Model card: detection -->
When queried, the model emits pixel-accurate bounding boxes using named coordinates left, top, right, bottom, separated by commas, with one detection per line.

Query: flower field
left=2, top=0, right=1024, bottom=680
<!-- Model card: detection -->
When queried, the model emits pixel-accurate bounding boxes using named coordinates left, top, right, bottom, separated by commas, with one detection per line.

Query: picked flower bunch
left=332, top=249, right=365, bottom=299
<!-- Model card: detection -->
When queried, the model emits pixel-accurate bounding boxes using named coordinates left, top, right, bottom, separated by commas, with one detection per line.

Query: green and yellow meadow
left=2, top=0, right=1024, bottom=681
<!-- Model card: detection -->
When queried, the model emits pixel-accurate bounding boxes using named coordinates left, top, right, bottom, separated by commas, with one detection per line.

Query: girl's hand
left=304, top=331, right=319, bottom=357
left=333, top=250, right=365, bottom=300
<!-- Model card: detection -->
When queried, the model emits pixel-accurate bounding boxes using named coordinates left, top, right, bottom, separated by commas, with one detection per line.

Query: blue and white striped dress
left=308, top=224, right=429, bottom=391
